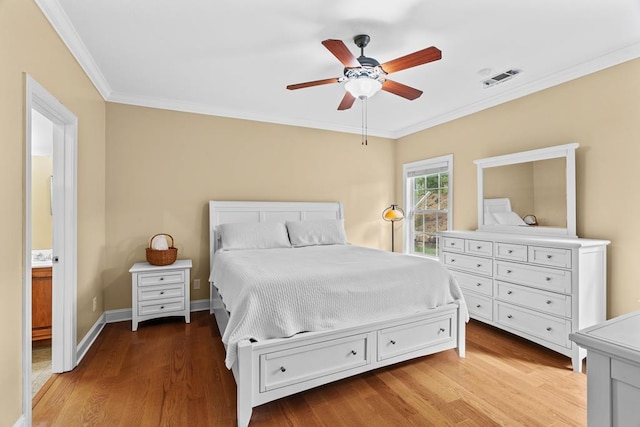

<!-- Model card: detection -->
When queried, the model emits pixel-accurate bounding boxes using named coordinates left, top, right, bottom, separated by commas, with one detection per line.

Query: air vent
left=483, top=69, right=521, bottom=88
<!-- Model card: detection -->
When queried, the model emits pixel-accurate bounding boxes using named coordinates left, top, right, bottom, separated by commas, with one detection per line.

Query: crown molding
left=392, top=39, right=640, bottom=139
left=35, top=0, right=112, bottom=99
left=107, top=90, right=397, bottom=139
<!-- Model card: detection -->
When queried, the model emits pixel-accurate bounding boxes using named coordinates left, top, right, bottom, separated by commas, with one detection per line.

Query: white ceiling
left=38, top=0, right=640, bottom=138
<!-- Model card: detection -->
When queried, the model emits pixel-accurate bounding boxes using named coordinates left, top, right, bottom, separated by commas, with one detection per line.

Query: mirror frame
left=474, top=143, right=578, bottom=237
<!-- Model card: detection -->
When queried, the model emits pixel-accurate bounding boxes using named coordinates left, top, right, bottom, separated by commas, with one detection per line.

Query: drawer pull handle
left=390, top=340, right=396, bottom=345
left=547, top=255, right=553, bottom=259
left=546, top=300, right=552, bottom=305
left=476, top=304, right=481, bottom=308
left=438, top=328, right=445, bottom=333
left=450, top=259, right=456, bottom=263
left=280, top=366, right=286, bottom=373
left=476, top=246, right=482, bottom=250
left=507, top=315, right=513, bottom=319
left=350, top=350, right=357, bottom=355
left=160, top=291, right=165, bottom=295
left=160, top=305, right=165, bottom=309
left=506, top=270, right=512, bottom=274
left=546, top=327, right=552, bottom=332
left=451, top=242, right=456, bottom=246
left=507, top=291, right=513, bottom=295
left=507, top=249, right=513, bottom=254
left=476, top=283, right=482, bottom=287
left=476, top=264, right=482, bottom=268
left=546, top=277, right=552, bottom=281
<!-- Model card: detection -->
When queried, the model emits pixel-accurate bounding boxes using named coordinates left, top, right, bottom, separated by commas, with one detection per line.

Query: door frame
left=24, top=75, right=78, bottom=421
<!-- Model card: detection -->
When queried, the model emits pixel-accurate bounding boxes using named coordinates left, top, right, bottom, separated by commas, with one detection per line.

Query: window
left=403, top=155, right=453, bottom=258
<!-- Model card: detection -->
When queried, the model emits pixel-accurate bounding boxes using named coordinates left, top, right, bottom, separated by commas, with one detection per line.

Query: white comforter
left=211, top=245, right=467, bottom=368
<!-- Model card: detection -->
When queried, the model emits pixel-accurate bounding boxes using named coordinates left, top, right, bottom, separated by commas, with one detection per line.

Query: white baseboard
left=12, top=415, right=25, bottom=427
left=75, top=299, right=210, bottom=364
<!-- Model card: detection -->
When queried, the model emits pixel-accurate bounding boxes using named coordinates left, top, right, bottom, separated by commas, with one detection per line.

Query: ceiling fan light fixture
left=345, top=77, right=382, bottom=99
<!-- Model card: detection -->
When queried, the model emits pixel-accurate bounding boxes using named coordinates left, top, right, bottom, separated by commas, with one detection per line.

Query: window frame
left=402, top=154, right=453, bottom=258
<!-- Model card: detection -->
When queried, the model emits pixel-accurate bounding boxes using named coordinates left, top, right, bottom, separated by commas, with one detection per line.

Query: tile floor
left=32, top=346, right=52, bottom=397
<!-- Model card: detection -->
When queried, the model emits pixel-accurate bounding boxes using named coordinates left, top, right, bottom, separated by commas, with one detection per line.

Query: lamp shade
left=382, top=204, right=405, bottom=221
left=345, top=77, right=382, bottom=99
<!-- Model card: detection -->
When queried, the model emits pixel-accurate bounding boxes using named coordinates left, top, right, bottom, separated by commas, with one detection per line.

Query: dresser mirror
left=475, top=143, right=578, bottom=237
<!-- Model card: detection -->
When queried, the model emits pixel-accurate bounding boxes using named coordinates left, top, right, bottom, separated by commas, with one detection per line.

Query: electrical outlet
left=92, top=296, right=97, bottom=312
left=193, top=278, right=200, bottom=290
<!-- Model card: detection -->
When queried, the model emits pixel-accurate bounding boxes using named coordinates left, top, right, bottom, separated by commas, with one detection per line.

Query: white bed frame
left=208, top=201, right=466, bottom=426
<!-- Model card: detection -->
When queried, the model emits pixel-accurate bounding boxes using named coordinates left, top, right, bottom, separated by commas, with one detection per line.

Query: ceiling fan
left=286, top=34, right=442, bottom=110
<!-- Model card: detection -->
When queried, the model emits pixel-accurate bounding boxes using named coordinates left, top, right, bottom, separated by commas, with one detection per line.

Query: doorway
left=24, top=75, right=78, bottom=422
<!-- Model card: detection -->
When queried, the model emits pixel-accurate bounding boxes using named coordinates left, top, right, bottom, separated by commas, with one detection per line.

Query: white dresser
left=129, top=259, right=192, bottom=331
left=570, top=311, right=640, bottom=427
left=439, top=230, right=609, bottom=372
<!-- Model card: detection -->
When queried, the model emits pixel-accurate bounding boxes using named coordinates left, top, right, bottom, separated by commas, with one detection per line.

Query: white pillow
left=286, top=219, right=347, bottom=247
left=218, top=222, right=291, bottom=250
left=492, top=211, right=527, bottom=226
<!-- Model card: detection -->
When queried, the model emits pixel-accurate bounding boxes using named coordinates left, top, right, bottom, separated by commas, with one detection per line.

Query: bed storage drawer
left=377, top=316, right=453, bottom=361
left=495, top=301, right=571, bottom=348
left=260, top=334, right=370, bottom=392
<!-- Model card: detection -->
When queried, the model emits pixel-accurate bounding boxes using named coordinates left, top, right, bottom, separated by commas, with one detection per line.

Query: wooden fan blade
left=337, top=91, right=356, bottom=110
left=287, top=78, right=339, bottom=90
left=382, top=80, right=423, bottom=100
left=322, top=39, right=360, bottom=68
left=380, top=46, right=442, bottom=74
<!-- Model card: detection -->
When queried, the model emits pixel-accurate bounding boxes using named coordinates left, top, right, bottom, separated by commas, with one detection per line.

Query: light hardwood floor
left=33, top=312, right=587, bottom=426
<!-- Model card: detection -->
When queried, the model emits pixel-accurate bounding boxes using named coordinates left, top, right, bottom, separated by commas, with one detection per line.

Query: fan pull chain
left=361, top=98, right=368, bottom=146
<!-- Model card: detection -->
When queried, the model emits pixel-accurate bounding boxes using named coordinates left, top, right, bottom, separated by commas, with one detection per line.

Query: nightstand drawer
left=138, top=284, right=184, bottom=302
left=138, top=270, right=185, bottom=286
left=528, top=246, right=572, bottom=269
left=496, top=281, right=571, bottom=318
left=450, top=270, right=493, bottom=297
left=138, top=298, right=184, bottom=316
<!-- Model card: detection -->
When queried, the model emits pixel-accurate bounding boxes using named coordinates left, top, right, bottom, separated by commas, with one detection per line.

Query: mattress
left=211, top=245, right=467, bottom=368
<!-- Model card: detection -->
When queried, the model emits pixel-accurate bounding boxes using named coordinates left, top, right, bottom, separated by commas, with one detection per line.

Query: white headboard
left=208, top=201, right=344, bottom=270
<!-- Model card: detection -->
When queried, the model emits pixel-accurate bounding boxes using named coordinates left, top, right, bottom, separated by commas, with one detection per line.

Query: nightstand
left=129, top=259, right=192, bottom=331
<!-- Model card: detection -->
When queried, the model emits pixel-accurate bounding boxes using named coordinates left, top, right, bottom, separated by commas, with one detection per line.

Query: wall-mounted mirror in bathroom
left=474, top=143, right=578, bottom=237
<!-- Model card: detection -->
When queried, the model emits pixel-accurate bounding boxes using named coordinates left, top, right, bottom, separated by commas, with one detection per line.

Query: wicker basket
left=146, top=233, right=178, bottom=266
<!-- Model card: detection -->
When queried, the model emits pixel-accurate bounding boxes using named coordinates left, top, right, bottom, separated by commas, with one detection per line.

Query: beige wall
left=32, top=156, right=52, bottom=249
left=397, top=57, right=640, bottom=318
left=0, top=0, right=106, bottom=424
left=104, top=103, right=396, bottom=310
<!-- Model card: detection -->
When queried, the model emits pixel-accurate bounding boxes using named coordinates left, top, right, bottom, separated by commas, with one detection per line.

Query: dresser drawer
left=443, top=252, right=492, bottom=276
left=260, top=334, right=370, bottom=392
left=138, top=284, right=184, bottom=302
left=496, top=281, right=571, bottom=318
left=464, top=292, right=493, bottom=321
left=465, top=239, right=493, bottom=257
left=138, top=270, right=185, bottom=286
left=378, top=316, right=453, bottom=361
left=442, top=237, right=465, bottom=253
left=450, top=270, right=493, bottom=297
left=495, top=260, right=571, bottom=294
left=496, top=301, right=571, bottom=348
left=494, top=242, right=528, bottom=262
left=528, top=246, right=572, bottom=269
left=138, top=297, right=184, bottom=316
